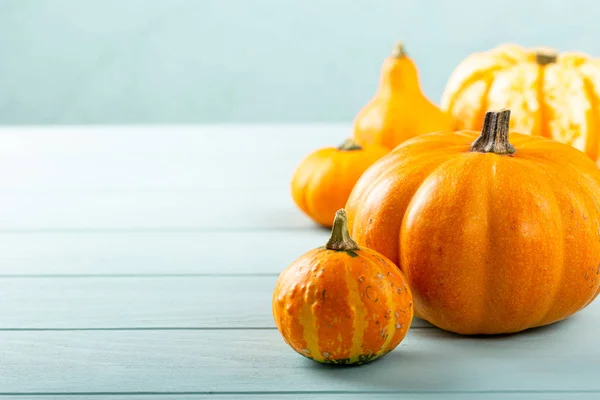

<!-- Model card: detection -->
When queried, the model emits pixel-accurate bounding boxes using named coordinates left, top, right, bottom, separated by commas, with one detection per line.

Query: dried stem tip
left=338, top=138, right=362, bottom=151
left=535, top=48, right=558, bottom=65
left=470, top=109, right=515, bottom=155
left=391, top=41, right=407, bottom=58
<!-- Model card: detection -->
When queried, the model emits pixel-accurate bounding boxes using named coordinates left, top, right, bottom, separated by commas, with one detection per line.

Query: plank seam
left=0, top=227, right=321, bottom=233
left=0, top=273, right=280, bottom=278
left=0, top=389, right=599, bottom=396
left=0, top=326, right=434, bottom=331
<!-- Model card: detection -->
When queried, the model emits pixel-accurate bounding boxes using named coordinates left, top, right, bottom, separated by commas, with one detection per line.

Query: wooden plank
left=0, top=231, right=329, bottom=275
left=0, top=125, right=348, bottom=191
left=0, top=125, right=353, bottom=230
left=0, top=152, right=296, bottom=190
left=0, top=322, right=599, bottom=393
left=0, top=276, right=432, bottom=329
left=0, top=188, right=312, bottom=230
left=0, top=125, right=348, bottom=155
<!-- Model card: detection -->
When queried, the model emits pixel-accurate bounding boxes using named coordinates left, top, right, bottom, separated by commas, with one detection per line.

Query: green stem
left=338, top=139, right=362, bottom=151
left=325, top=209, right=359, bottom=251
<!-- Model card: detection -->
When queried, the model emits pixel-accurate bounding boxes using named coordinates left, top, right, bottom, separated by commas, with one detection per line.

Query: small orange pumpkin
left=272, top=209, right=414, bottom=364
left=353, top=42, right=451, bottom=150
left=346, top=109, right=600, bottom=335
left=291, top=139, right=388, bottom=227
left=442, top=44, right=600, bottom=160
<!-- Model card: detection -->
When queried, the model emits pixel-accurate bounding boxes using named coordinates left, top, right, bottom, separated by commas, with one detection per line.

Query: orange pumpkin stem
left=391, top=41, right=407, bottom=58
left=535, top=49, right=557, bottom=65
left=470, top=109, right=515, bottom=155
left=338, top=139, right=362, bottom=151
left=325, top=209, right=359, bottom=251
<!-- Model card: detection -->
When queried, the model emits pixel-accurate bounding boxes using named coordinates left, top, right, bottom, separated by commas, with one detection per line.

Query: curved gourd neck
left=378, top=42, right=420, bottom=95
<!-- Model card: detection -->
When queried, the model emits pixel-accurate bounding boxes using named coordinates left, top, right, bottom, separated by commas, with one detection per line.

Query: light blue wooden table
left=0, top=125, right=599, bottom=399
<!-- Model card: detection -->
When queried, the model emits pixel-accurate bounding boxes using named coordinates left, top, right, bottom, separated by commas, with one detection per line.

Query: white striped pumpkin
left=442, top=44, right=600, bottom=160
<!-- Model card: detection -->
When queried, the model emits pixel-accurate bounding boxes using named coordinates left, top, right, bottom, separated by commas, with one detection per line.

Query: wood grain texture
left=0, top=188, right=310, bottom=230
left=0, top=125, right=347, bottom=191
left=0, top=230, right=329, bottom=275
left=1, top=323, right=599, bottom=393
left=0, top=125, right=347, bottom=155
left=0, top=276, right=432, bottom=329
left=0, top=126, right=347, bottom=230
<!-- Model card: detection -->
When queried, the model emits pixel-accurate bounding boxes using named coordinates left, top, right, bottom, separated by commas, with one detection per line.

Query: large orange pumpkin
left=346, top=109, right=600, bottom=335
left=442, top=44, right=600, bottom=160
left=291, top=139, right=388, bottom=227
left=353, top=42, right=451, bottom=150
left=272, top=209, right=413, bottom=364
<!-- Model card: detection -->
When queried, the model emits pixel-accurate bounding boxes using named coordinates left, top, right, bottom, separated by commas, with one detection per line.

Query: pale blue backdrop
left=1, top=0, right=599, bottom=124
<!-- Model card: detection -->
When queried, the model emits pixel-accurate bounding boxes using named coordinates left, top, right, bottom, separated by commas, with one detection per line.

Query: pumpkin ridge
left=517, top=155, right=600, bottom=323
left=579, top=71, right=600, bottom=160
left=374, top=255, right=398, bottom=354
left=399, top=152, right=472, bottom=323
left=345, top=256, right=367, bottom=361
left=346, top=162, right=389, bottom=238
left=588, top=194, right=600, bottom=305
left=347, top=142, right=469, bottom=264
left=566, top=168, right=600, bottom=313
left=573, top=170, right=600, bottom=310
left=525, top=162, right=568, bottom=328
left=298, top=259, right=323, bottom=362
left=478, top=157, right=564, bottom=332
left=504, top=159, right=567, bottom=330
left=273, top=255, right=312, bottom=353
left=382, top=152, right=467, bottom=265
left=474, top=157, right=494, bottom=333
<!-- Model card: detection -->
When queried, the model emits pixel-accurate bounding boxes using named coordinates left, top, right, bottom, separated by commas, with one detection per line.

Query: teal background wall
left=1, top=0, right=599, bottom=124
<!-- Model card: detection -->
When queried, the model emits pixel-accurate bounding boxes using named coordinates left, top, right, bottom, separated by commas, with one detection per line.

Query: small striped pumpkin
left=272, top=209, right=413, bottom=365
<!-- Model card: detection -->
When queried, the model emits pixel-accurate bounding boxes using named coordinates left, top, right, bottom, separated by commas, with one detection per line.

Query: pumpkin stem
left=535, top=49, right=557, bottom=65
left=470, top=109, right=515, bottom=155
left=338, top=139, right=362, bottom=151
left=391, top=41, right=407, bottom=58
left=326, top=209, right=359, bottom=251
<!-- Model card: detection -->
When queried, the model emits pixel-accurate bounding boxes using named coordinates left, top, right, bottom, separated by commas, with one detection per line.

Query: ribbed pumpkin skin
left=291, top=142, right=388, bottom=227
left=441, top=44, right=600, bottom=160
left=346, top=130, right=600, bottom=335
left=272, top=246, right=413, bottom=364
